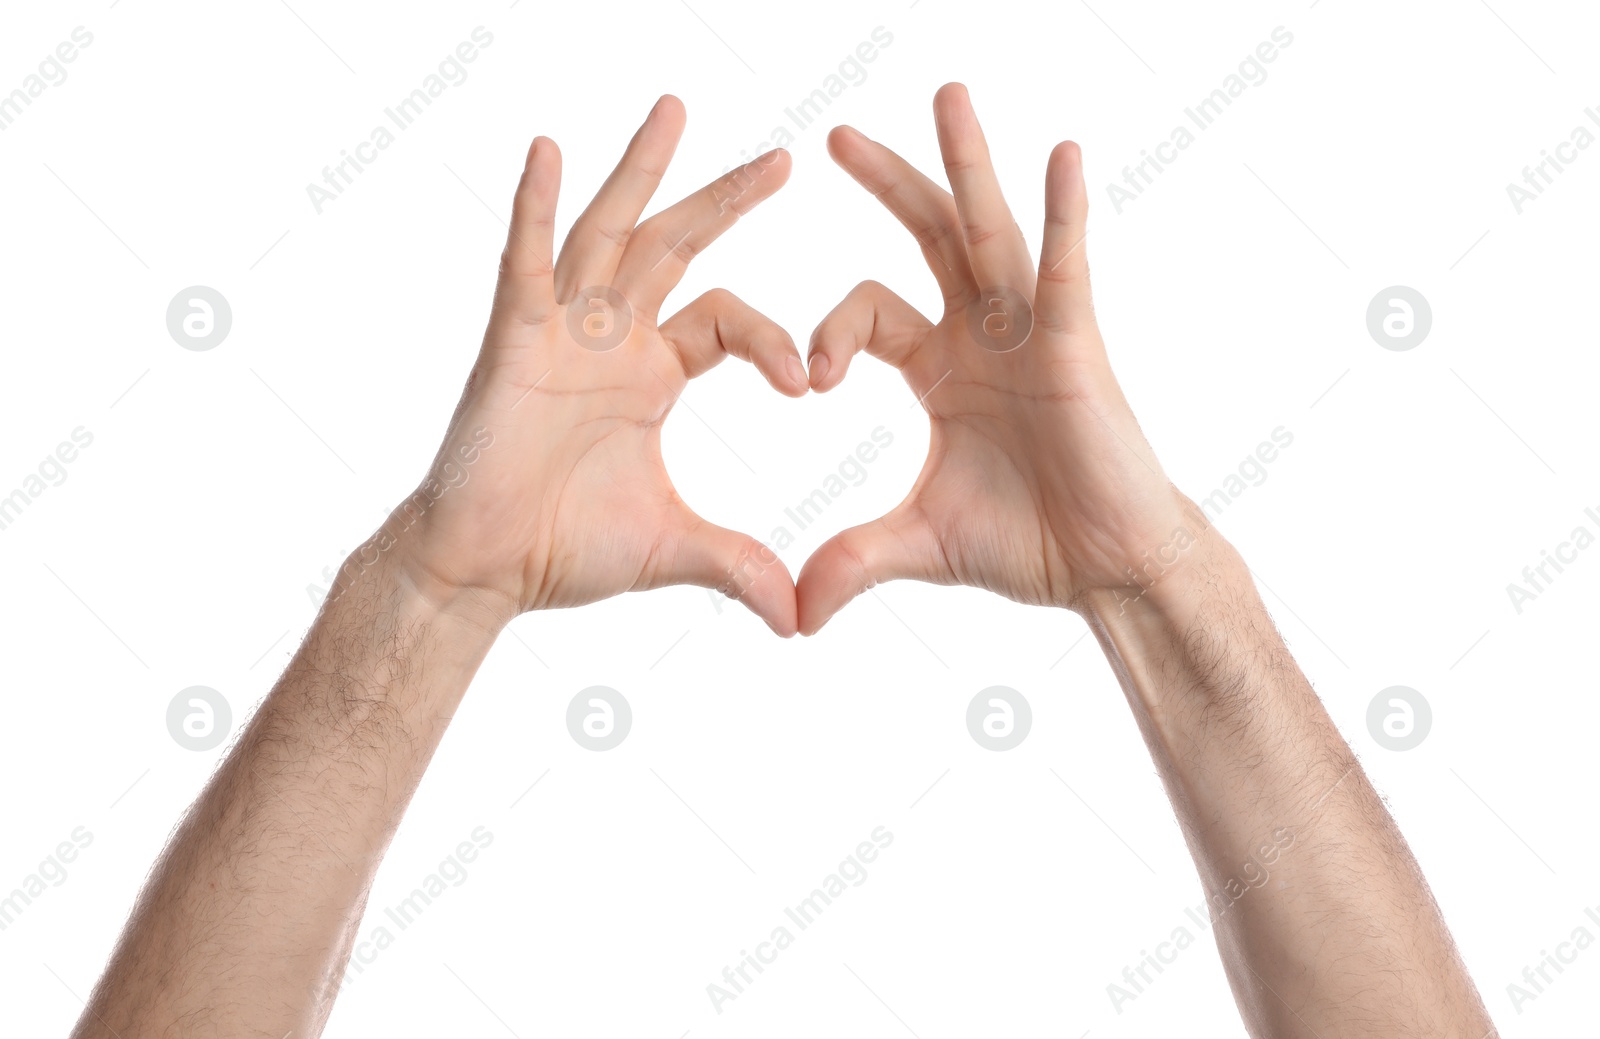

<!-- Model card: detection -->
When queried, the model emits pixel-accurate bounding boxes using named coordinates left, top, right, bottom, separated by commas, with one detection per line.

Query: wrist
left=270, top=540, right=504, bottom=748
left=1076, top=514, right=1297, bottom=735
left=1074, top=498, right=1247, bottom=626
left=328, top=527, right=514, bottom=647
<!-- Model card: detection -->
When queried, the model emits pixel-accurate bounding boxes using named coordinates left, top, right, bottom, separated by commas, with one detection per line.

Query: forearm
left=1081, top=523, right=1491, bottom=1036
left=75, top=544, right=503, bottom=1038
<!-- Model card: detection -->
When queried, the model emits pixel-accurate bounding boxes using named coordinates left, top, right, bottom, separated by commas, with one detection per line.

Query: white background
left=1, top=0, right=1596, bottom=1035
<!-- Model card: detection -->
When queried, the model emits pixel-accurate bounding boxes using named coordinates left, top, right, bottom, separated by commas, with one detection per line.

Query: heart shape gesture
left=73, top=84, right=1497, bottom=1039
left=796, top=84, right=1193, bottom=632
left=394, top=86, right=1196, bottom=641
left=392, top=96, right=809, bottom=637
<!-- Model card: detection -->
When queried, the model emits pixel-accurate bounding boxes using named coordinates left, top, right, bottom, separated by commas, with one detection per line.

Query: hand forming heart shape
left=386, top=84, right=1199, bottom=641
left=74, top=80, right=1499, bottom=1039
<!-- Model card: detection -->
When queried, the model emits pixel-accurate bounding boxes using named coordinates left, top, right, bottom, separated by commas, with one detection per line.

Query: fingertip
left=1049, top=140, right=1083, bottom=175
left=934, top=81, right=971, bottom=113
left=744, top=567, right=799, bottom=638
left=795, top=583, right=846, bottom=635
left=1046, top=140, right=1089, bottom=218
left=514, top=137, right=561, bottom=240
left=749, top=320, right=807, bottom=396
left=752, top=146, right=794, bottom=188
left=653, top=93, right=687, bottom=125
left=526, top=135, right=560, bottom=171
left=796, top=590, right=844, bottom=637
left=807, top=351, right=834, bottom=392
left=782, top=355, right=811, bottom=397
left=794, top=541, right=858, bottom=636
left=829, top=124, right=865, bottom=146
left=639, top=96, right=687, bottom=156
left=827, top=125, right=868, bottom=166
left=723, top=149, right=791, bottom=216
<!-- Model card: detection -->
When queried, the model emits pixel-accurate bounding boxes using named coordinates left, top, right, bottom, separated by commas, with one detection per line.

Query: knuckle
left=1036, top=264, right=1082, bottom=286
left=634, top=158, right=669, bottom=182
left=655, top=223, right=698, bottom=260
left=594, top=222, right=633, bottom=248
left=963, top=223, right=1003, bottom=248
left=498, top=246, right=552, bottom=280
left=703, top=286, right=738, bottom=309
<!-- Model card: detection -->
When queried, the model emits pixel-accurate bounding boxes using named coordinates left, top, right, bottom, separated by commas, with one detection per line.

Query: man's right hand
left=796, top=84, right=1202, bottom=634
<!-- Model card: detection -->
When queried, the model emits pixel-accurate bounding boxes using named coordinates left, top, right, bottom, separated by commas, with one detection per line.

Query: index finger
left=613, top=149, right=792, bottom=315
left=827, top=125, right=975, bottom=304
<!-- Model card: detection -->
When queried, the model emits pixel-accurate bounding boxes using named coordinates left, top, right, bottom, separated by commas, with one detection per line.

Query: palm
left=796, top=86, right=1188, bottom=633
left=436, top=328, right=683, bottom=611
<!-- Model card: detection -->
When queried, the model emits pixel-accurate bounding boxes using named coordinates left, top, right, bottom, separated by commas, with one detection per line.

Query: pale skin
left=71, top=87, right=1494, bottom=1038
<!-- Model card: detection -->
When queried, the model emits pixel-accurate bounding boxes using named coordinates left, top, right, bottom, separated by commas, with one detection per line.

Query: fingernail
left=786, top=356, right=807, bottom=389
left=810, top=354, right=831, bottom=389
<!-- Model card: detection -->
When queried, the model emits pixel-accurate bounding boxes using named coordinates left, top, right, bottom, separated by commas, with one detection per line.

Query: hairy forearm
left=1081, top=523, right=1491, bottom=1037
left=75, top=544, right=502, bottom=1038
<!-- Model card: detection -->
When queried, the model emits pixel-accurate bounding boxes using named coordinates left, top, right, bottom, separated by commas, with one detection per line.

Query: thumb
left=796, top=511, right=943, bottom=636
left=659, top=509, right=798, bottom=637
